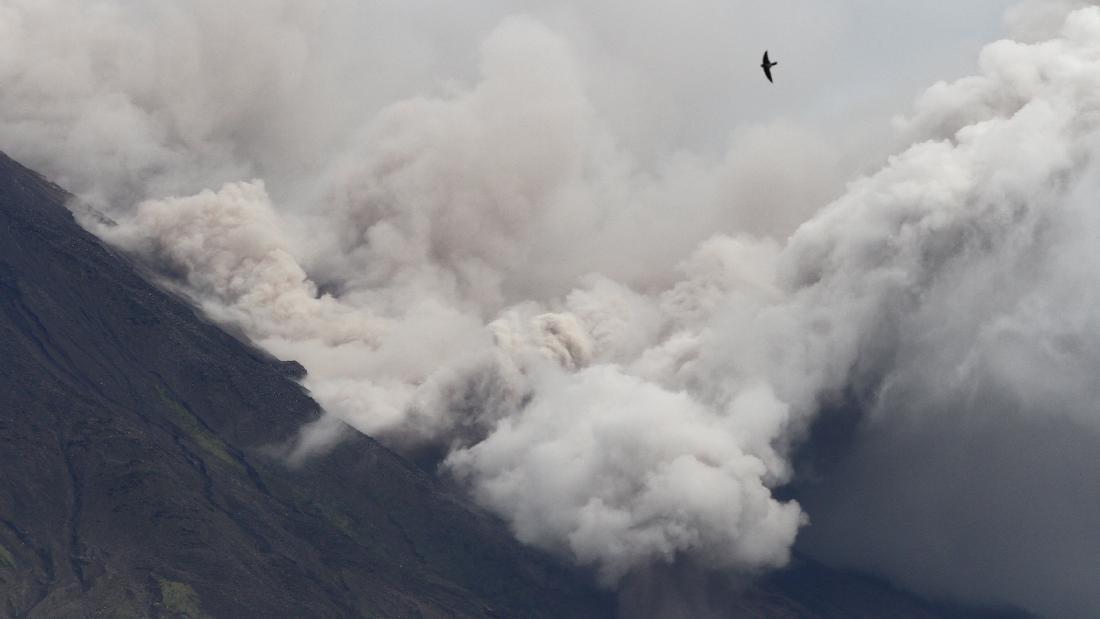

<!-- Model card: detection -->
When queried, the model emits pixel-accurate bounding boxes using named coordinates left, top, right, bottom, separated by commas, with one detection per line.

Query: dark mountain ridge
left=0, top=151, right=1033, bottom=618
left=0, top=151, right=612, bottom=617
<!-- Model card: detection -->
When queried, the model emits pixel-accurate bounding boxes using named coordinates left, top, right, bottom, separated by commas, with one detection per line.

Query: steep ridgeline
left=0, top=151, right=613, bottom=618
left=0, top=151, right=1032, bottom=619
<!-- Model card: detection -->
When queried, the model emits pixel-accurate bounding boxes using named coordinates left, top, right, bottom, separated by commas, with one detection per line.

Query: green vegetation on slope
left=157, top=388, right=245, bottom=473
left=157, top=577, right=212, bottom=619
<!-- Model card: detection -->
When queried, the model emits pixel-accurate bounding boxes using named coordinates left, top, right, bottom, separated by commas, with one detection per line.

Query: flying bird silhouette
left=761, top=50, right=778, bottom=83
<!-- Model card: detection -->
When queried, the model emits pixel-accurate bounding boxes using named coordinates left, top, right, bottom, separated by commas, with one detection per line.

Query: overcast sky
left=303, top=1, right=1027, bottom=168
left=1, top=0, right=1022, bottom=202
left=331, top=1, right=1020, bottom=147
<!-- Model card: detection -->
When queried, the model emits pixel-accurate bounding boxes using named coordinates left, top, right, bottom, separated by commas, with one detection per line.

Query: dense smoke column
left=793, top=8, right=1100, bottom=616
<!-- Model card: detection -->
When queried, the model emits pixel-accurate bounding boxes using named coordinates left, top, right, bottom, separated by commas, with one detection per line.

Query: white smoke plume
left=105, top=18, right=813, bottom=581
left=3, top=1, right=1099, bottom=616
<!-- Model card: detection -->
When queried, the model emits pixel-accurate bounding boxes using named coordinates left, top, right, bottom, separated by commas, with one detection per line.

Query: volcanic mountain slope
left=0, top=151, right=1032, bottom=619
left=0, top=150, right=615, bottom=618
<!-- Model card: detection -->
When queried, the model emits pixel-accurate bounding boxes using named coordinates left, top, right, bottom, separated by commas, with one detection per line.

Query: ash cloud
left=3, top=1, right=1100, bottom=617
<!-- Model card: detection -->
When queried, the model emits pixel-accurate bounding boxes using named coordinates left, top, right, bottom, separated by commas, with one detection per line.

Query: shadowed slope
left=0, top=151, right=1034, bottom=619
left=0, top=151, right=612, bottom=618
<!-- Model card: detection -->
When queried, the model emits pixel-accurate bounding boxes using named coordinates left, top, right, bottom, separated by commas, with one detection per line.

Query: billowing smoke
left=795, top=8, right=1100, bottom=616
left=3, top=1, right=1099, bottom=616
left=103, top=18, right=813, bottom=581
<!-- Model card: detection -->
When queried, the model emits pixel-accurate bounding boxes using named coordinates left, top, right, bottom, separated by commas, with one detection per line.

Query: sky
left=2, top=1, right=1098, bottom=617
left=0, top=0, right=1021, bottom=205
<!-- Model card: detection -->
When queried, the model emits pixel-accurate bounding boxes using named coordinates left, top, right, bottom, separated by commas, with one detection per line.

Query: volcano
left=0, top=151, right=1029, bottom=618
left=0, top=151, right=615, bottom=617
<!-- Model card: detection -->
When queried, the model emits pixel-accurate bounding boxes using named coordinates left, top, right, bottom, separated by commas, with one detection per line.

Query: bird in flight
left=761, top=50, right=778, bottom=83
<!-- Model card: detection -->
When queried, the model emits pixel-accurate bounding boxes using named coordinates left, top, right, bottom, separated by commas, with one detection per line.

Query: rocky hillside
left=0, top=151, right=612, bottom=617
left=0, top=151, right=1032, bottom=618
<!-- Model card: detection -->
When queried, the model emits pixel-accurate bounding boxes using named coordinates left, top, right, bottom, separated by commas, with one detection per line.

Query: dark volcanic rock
left=0, top=151, right=612, bottom=618
left=0, top=151, right=1031, bottom=619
